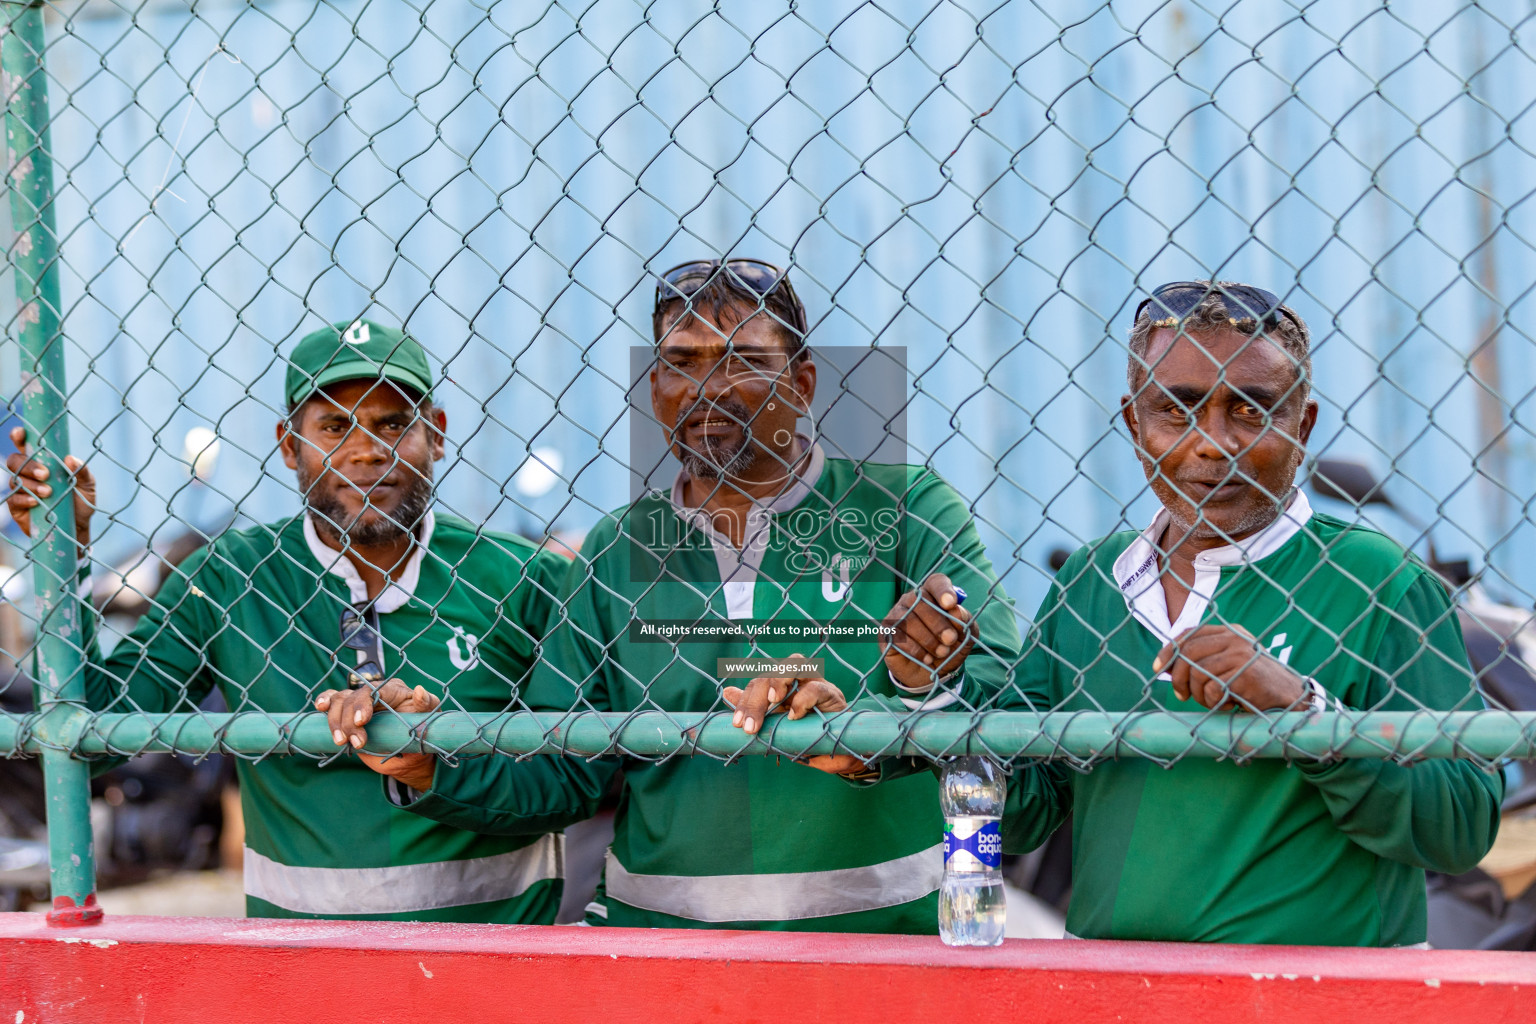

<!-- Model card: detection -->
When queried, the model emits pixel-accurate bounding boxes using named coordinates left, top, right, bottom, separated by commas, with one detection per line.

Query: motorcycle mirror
left=1309, top=458, right=1396, bottom=511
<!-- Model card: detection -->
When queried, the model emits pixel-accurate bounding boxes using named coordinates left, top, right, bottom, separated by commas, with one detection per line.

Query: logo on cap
left=343, top=321, right=372, bottom=345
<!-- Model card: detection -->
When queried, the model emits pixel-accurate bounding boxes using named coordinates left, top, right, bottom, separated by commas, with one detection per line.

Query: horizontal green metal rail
left=1, top=710, right=1532, bottom=761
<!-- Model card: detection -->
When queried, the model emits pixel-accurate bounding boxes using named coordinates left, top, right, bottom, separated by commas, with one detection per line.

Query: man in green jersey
left=914, top=281, right=1501, bottom=945
left=6, top=320, right=568, bottom=923
left=329, top=259, right=1018, bottom=932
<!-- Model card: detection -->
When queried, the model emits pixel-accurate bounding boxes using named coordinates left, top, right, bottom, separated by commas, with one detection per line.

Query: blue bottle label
left=943, top=819, right=1001, bottom=869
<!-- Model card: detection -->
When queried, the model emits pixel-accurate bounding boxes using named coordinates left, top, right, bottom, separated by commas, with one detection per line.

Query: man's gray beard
left=1166, top=489, right=1286, bottom=545
left=299, top=466, right=434, bottom=546
left=681, top=432, right=760, bottom=479
left=1158, top=456, right=1302, bottom=545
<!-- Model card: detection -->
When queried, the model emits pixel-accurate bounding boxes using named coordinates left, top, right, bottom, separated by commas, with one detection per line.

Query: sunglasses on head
left=1135, top=281, right=1302, bottom=334
left=339, top=606, right=383, bottom=688
left=654, top=258, right=807, bottom=335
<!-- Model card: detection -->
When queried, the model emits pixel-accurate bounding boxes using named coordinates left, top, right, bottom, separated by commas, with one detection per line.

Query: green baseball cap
left=283, top=319, right=435, bottom=409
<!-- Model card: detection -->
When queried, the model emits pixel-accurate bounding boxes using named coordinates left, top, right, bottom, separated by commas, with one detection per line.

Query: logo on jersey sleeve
left=822, top=554, right=854, bottom=602
left=1267, top=632, right=1293, bottom=665
left=447, top=625, right=481, bottom=671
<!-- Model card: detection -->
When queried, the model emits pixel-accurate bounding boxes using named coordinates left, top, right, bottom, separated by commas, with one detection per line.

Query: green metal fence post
left=3, top=1, right=101, bottom=926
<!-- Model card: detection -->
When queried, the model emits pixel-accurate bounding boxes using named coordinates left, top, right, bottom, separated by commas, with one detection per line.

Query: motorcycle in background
left=0, top=522, right=231, bottom=909
left=0, top=664, right=48, bottom=911
left=0, top=664, right=227, bottom=911
left=1311, top=457, right=1536, bottom=950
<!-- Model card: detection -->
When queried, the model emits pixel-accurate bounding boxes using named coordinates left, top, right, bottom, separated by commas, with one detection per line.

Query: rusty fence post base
left=45, top=894, right=103, bottom=927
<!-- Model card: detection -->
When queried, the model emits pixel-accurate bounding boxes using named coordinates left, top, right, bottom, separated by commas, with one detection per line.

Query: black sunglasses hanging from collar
left=338, top=605, right=385, bottom=689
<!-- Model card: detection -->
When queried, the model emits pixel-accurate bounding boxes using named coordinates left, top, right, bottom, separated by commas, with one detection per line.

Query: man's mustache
left=674, top=396, right=755, bottom=432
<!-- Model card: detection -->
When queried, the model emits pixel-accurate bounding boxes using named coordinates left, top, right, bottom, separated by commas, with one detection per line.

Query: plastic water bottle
left=939, top=756, right=1006, bottom=946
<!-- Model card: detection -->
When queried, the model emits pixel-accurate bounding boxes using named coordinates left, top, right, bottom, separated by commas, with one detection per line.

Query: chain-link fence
left=2, top=0, right=1535, bottom=924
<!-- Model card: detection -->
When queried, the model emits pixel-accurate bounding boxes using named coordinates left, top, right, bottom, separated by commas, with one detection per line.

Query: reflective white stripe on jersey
left=603, top=841, right=942, bottom=923
left=243, top=832, right=562, bottom=915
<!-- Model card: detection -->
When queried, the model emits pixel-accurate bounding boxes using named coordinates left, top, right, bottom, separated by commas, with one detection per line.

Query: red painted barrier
left=1, top=912, right=1533, bottom=1024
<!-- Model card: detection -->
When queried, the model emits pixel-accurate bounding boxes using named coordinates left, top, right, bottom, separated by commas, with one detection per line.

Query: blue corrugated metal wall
left=14, top=0, right=1536, bottom=615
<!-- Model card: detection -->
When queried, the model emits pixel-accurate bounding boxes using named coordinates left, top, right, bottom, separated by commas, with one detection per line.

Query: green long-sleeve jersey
left=987, top=492, right=1503, bottom=946
left=86, top=511, right=570, bottom=923
left=401, top=447, right=1022, bottom=932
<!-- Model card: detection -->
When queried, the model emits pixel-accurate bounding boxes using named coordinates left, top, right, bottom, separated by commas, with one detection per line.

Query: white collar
left=302, top=510, right=435, bottom=614
left=664, top=436, right=826, bottom=558
left=666, top=436, right=826, bottom=519
left=1111, top=490, right=1313, bottom=642
left=660, top=438, right=825, bottom=617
